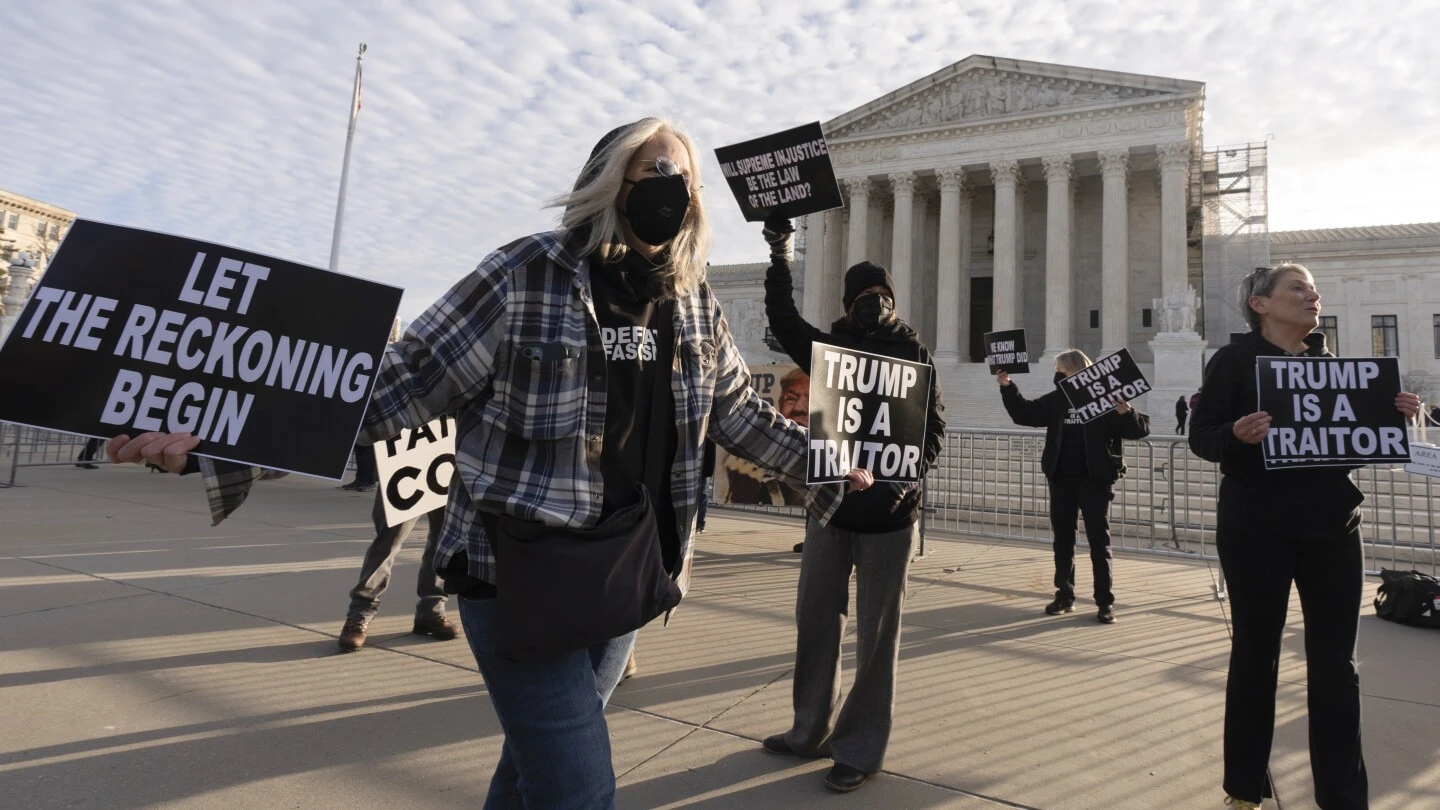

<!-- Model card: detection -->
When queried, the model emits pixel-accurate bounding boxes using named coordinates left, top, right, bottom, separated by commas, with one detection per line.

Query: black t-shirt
left=591, top=250, right=680, bottom=573
left=1055, top=408, right=1088, bottom=478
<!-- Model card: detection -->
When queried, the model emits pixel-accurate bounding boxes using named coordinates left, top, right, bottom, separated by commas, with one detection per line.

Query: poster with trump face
left=712, top=363, right=809, bottom=508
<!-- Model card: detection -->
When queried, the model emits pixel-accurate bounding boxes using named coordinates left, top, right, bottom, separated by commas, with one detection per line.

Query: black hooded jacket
left=764, top=257, right=946, bottom=533
left=999, top=382, right=1150, bottom=483
left=1189, top=329, right=1363, bottom=542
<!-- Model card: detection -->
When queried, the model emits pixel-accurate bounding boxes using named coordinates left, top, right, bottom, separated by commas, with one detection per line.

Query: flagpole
left=328, top=43, right=366, bottom=271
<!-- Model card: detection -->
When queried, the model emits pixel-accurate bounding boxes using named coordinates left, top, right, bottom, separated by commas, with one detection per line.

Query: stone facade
left=0, top=188, right=77, bottom=339
left=713, top=56, right=1209, bottom=427
left=1270, top=223, right=1440, bottom=402
left=708, top=55, right=1440, bottom=426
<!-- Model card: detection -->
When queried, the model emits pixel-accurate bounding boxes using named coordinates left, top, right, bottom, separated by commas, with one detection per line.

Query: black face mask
left=850, top=293, right=896, bottom=331
left=622, top=174, right=690, bottom=246
left=1053, top=371, right=1068, bottom=385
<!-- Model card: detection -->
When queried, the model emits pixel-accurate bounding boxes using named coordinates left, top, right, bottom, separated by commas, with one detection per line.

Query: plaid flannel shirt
left=202, top=231, right=840, bottom=595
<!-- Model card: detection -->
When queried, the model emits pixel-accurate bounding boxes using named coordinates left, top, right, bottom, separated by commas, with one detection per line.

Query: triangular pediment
left=825, top=56, right=1204, bottom=140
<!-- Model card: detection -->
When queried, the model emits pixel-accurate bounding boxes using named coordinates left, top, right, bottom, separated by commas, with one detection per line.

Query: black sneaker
left=1097, top=606, right=1116, bottom=624
left=1045, top=599, right=1074, bottom=615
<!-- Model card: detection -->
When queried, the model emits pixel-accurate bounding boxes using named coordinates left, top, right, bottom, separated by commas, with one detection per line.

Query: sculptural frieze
left=833, top=73, right=1169, bottom=137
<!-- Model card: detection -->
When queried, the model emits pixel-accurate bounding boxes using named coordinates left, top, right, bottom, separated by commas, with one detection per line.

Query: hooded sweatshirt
left=999, top=381, right=1150, bottom=482
left=1188, top=329, right=1363, bottom=542
left=764, top=256, right=946, bottom=533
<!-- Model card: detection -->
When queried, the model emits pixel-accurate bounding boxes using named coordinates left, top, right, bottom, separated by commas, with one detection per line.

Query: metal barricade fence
left=923, top=427, right=1438, bottom=577
left=1, top=423, right=109, bottom=487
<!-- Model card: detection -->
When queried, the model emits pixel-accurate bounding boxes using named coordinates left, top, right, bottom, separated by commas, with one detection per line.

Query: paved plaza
left=1, top=465, right=1437, bottom=809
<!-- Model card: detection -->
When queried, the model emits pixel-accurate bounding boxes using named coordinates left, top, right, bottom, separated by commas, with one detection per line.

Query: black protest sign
left=375, top=416, right=455, bottom=526
left=1257, top=356, right=1409, bottom=470
left=806, top=342, right=932, bottom=485
left=1057, top=348, right=1151, bottom=424
left=0, top=220, right=402, bottom=479
left=983, top=329, right=1029, bottom=374
left=714, top=122, right=844, bottom=222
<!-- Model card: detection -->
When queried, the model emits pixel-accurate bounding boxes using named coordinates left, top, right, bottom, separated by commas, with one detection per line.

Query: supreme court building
left=709, top=56, right=1440, bottom=427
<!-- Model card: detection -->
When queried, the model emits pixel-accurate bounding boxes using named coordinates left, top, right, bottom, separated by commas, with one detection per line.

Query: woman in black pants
left=997, top=349, right=1150, bottom=623
left=1189, top=263, right=1420, bottom=810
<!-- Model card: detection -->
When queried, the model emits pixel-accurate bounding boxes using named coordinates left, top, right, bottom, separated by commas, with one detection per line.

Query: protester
left=74, top=437, right=103, bottom=469
left=1175, top=395, right=1189, bottom=435
left=996, top=351, right=1149, bottom=623
left=106, top=117, right=871, bottom=809
left=338, top=493, right=456, bottom=652
left=1189, top=263, right=1420, bottom=810
left=760, top=220, right=945, bottom=793
left=341, top=443, right=378, bottom=492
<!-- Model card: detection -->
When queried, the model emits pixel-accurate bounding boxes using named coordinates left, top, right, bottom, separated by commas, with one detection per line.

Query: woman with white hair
left=107, top=117, right=871, bottom=808
left=1190, top=263, right=1420, bottom=810
left=995, top=349, right=1150, bottom=623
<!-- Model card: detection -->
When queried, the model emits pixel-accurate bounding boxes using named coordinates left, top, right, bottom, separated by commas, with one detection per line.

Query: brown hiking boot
left=412, top=613, right=459, bottom=641
left=622, top=651, right=638, bottom=681
left=339, top=619, right=368, bottom=652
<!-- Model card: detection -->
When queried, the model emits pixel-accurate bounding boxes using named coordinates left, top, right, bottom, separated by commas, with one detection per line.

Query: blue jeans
left=458, top=595, right=636, bottom=809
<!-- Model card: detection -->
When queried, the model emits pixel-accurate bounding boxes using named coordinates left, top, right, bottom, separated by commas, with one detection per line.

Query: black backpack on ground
left=1374, top=570, right=1440, bottom=628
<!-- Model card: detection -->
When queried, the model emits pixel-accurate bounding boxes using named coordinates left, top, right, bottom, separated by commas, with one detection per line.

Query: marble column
left=934, top=168, right=967, bottom=360
left=800, top=212, right=825, bottom=323
left=1041, top=154, right=1074, bottom=362
left=990, top=160, right=1021, bottom=331
left=844, top=177, right=871, bottom=271
left=889, top=172, right=915, bottom=319
left=821, top=208, right=846, bottom=327
left=1157, top=142, right=1192, bottom=310
left=1098, top=148, right=1130, bottom=355
left=910, top=186, right=931, bottom=340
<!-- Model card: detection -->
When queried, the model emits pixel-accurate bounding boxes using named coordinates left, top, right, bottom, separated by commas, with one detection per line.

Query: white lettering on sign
left=821, top=350, right=919, bottom=399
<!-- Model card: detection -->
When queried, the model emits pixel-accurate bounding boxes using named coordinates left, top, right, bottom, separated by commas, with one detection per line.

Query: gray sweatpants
left=345, top=491, right=447, bottom=623
left=783, top=519, right=917, bottom=774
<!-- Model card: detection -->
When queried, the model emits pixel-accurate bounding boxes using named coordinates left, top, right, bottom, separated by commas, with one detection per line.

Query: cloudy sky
left=5, top=0, right=1438, bottom=320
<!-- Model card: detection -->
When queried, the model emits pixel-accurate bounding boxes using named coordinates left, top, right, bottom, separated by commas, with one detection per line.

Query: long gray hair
left=1239, top=263, right=1310, bottom=330
left=548, top=118, right=710, bottom=298
left=1055, top=349, right=1092, bottom=376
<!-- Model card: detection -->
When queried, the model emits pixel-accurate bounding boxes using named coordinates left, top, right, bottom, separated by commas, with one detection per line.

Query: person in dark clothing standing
left=75, top=437, right=104, bottom=469
left=1189, top=263, right=1420, bottom=810
left=759, top=218, right=946, bottom=794
left=338, top=494, right=456, bottom=651
left=996, top=350, right=1150, bottom=623
left=342, top=443, right=378, bottom=492
left=1175, top=395, right=1189, bottom=435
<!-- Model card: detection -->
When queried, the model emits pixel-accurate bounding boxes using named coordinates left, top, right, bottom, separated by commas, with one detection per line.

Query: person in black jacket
left=758, top=217, right=945, bottom=794
left=1175, top=395, right=1189, bottom=435
left=997, top=350, right=1150, bottom=623
left=1189, top=263, right=1420, bottom=810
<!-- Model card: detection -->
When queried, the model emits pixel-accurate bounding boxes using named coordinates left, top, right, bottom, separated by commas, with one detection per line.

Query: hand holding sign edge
left=1232, top=411, right=1272, bottom=445
left=106, top=432, right=201, bottom=474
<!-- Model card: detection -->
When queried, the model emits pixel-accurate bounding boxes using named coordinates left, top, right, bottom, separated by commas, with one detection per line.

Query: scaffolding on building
left=1200, top=143, right=1269, bottom=345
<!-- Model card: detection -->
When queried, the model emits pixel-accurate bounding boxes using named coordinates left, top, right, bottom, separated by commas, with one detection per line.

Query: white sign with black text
left=1406, top=442, right=1440, bottom=479
left=374, top=417, right=456, bottom=527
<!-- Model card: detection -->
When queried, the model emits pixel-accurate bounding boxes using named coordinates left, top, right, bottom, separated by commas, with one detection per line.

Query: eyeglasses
left=651, top=156, right=684, bottom=177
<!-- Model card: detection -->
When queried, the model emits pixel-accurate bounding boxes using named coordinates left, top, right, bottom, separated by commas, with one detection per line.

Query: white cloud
left=3, top=0, right=1438, bottom=321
